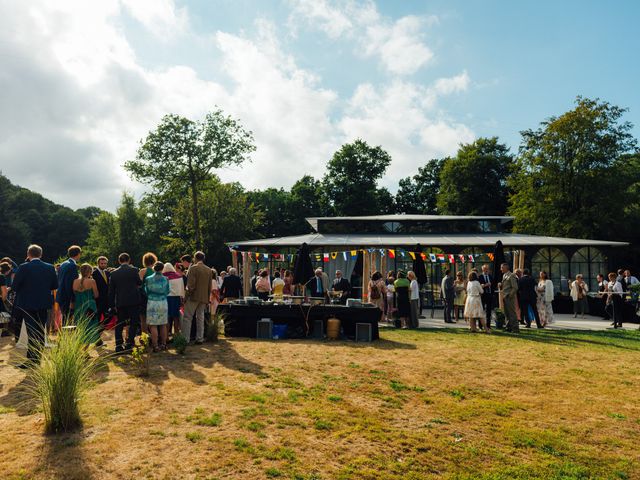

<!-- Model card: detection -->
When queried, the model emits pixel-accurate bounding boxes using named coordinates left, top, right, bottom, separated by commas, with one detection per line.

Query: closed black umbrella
left=492, top=240, right=506, bottom=289
left=293, top=243, right=314, bottom=285
left=412, top=244, right=428, bottom=285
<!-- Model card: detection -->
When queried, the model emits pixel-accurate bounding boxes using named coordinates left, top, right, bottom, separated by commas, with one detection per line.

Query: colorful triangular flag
left=388, top=249, right=395, bottom=259
left=409, top=252, right=416, bottom=260
left=429, top=253, right=436, bottom=262
left=458, top=254, right=466, bottom=263
left=448, top=254, right=455, bottom=263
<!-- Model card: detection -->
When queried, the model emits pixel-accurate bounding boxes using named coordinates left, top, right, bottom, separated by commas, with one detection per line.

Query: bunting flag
left=437, top=254, right=446, bottom=262
left=343, top=252, right=348, bottom=261
left=380, top=249, right=386, bottom=257
left=421, top=253, right=427, bottom=261
left=323, top=253, right=329, bottom=262
left=400, top=250, right=405, bottom=257
left=388, top=249, right=395, bottom=258
left=350, top=250, right=357, bottom=257
left=448, top=254, right=455, bottom=264
left=458, top=254, right=466, bottom=263
left=263, top=253, right=269, bottom=260
left=429, top=253, right=436, bottom=262
left=409, top=252, right=416, bottom=260
left=468, top=254, right=475, bottom=262
left=488, top=253, right=495, bottom=261
left=330, top=252, right=337, bottom=260
left=255, top=253, right=260, bottom=262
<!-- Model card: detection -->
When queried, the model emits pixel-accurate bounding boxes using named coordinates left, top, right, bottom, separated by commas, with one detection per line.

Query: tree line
left=1, top=96, right=638, bottom=269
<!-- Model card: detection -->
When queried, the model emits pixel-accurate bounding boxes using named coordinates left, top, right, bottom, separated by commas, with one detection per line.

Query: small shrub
left=25, top=316, right=104, bottom=433
left=266, top=468, right=283, bottom=478
left=131, top=332, right=150, bottom=376
left=449, top=389, right=466, bottom=401
left=314, top=419, right=332, bottom=430
left=328, top=395, right=342, bottom=402
left=173, top=332, right=188, bottom=354
left=196, top=413, right=222, bottom=427
left=205, top=312, right=226, bottom=341
left=185, top=432, right=202, bottom=443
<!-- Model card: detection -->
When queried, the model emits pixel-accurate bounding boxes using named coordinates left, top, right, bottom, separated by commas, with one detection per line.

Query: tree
left=166, top=177, right=263, bottom=268
left=322, top=139, right=393, bottom=215
left=395, top=158, right=446, bottom=214
left=437, top=138, right=513, bottom=215
left=290, top=175, right=330, bottom=222
left=246, top=188, right=296, bottom=238
left=125, top=110, right=255, bottom=249
left=83, top=211, right=120, bottom=263
left=508, top=97, right=637, bottom=238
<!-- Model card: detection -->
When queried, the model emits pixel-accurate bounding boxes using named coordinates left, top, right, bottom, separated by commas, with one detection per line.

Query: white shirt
left=410, top=279, right=419, bottom=300
left=272, top=277, right=285, bottom=289
left=609, top=280, right=623, bottom=295
left=625, top=276, right=639, bottom=285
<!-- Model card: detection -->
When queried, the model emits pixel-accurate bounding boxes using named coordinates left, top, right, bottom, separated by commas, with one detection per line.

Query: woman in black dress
left=393, top=271, right=411, bottom=328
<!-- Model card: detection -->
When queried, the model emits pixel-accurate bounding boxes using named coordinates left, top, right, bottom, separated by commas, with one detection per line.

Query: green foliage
left=396, top=158, right=446, bottom=214
left=172, top=332, right=188, bottom=355
left=437, top=137, right=513, bottom=215
left=205, top=312, right=226, bottom=342
left=25, top=316, right=104, bottom=433
left=322, top=139, right=394, bottom=215
left=125, top=110, right=255, bottom=249
left=509, top=97, right=638, bottom=238
left=0, top=174, right=93, bottom=261
left=131, top=332, right=150, bottom=376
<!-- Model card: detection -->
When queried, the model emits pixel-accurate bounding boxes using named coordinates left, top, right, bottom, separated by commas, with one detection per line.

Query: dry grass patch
left=0, top=328, right=638, bottom=479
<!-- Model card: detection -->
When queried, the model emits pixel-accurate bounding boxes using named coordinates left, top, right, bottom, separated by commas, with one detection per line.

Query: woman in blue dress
left=144, top=261, right=170, bottom=352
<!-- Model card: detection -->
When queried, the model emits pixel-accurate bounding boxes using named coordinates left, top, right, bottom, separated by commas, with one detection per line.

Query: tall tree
left=437, top=138, right=513, bottom=215
left=246, top=188, right=296, bottom=238
left=395, top=158, right=446, bottom=214
left=116, top=192, right=146, bottom=263
left=322, top=139, right=393, bottom=215
left=290, top=175, right=329, bottom=222
left=125, top=110, right=255, bottom=249
left=509, top=97, right=637, bottom=238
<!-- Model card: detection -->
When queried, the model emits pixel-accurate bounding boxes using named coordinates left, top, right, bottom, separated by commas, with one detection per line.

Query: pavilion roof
left=228, top=232, right=628, bottom=250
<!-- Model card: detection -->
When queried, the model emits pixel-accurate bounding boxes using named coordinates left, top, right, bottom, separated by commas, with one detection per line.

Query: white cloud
left=121, top=0, right=188, bottom=39
left=289, top=0, right=437, bottom=75
left=0, top=0, right=473, bottom=211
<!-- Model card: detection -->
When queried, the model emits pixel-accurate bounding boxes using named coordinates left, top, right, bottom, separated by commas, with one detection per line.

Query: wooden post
left=232, top=250, right=238, bottom=272
left=242, top=253, right=251, bottom=299
left=362, top=250, right=370, bottom=301
left=519, top=249, right=525, bottom=271
left=381, top=251, right=387, bottom=278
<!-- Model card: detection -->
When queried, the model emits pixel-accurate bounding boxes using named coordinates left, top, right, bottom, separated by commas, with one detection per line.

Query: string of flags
left=230, top=247, right=504, bottom=264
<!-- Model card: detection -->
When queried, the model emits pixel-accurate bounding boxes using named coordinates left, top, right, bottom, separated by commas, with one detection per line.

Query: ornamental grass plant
left=25, top=315, right=105, bottom=433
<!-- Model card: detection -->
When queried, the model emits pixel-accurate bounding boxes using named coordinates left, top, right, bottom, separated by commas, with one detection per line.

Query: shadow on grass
left=107, top=337, right=266, bottom=387
left=39, top=430, right=94, bottom=480
left=403, top=325, right=640, bottom=351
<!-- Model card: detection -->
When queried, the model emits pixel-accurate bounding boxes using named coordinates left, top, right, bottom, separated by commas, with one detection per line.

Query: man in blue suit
left=56, top=245, right=82, bottom=317
left=11, top=244, right=58, bottom=365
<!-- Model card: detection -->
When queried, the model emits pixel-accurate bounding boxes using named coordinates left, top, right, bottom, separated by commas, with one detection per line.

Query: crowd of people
left=1, top=243, right=637, bottom=366
left=0, top=244, right=246, bottom=366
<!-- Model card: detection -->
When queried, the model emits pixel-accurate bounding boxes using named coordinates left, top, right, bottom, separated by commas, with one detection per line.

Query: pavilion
left=228, top=215, right=627, bottom=298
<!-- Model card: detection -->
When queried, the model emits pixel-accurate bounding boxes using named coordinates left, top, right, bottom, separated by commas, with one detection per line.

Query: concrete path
left=381, top=311, right=640, bottom=331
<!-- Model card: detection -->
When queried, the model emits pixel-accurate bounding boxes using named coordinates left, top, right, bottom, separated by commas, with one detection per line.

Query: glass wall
left=531, top=248, right=570, bottom=294
left=570, top=247, right=607, bottom=291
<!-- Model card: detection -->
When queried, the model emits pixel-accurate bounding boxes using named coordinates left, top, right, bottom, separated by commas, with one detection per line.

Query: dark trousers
left=16, top=308, right=48, bottom=362
left=607, top=295, right=624, bottom=327
left=481, top=292, right=493, bottom=328
left=115, top=305, right=140, bottom=348
left=443, top=296, right=454, bottom=322
left=520, top=298, right=542, bottom=328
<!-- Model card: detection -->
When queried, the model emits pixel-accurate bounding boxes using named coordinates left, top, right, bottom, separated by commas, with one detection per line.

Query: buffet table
left=217, top=303, right=380, bottom=340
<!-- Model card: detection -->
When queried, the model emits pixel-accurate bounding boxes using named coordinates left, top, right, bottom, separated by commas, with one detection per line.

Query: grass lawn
left=0, top=327, right=639, bottom=479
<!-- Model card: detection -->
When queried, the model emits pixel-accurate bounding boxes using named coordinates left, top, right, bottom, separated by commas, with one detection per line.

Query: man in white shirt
left=623, top=270, right=639, bottom=290
left=407, top=271, right=420, bottom=328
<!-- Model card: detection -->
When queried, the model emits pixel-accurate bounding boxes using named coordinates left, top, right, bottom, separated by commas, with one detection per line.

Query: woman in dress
left=407, top=271, right=420, bottom=329
left=210, top=268, right=220, bottom=315
left=385, top=271, right=396, bottom=322
left=392, top=271, right=409, bottom=328
left=145, top=261, right=170, bottom=352
left=283, top=270, right=293, bottom=295
left=72, top=263, right=101, bottom=344
left=368, top=271, right=387, bottom=316
left=139, top=252, right=158, bottom=334
left=464, top=271, right=487, bottom=333
left=536, top=271, right=554, bottom=326
left=453, top=271, right=467, bottom=322
left=570, top=274, right=589, bottom=318
left=255, top=269, right=271, bottom=301
left=162, top=262, right=184, bottom=336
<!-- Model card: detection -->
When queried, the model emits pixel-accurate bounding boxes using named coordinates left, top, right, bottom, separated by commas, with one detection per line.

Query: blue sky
left=1, top=0, right=639, bottom=210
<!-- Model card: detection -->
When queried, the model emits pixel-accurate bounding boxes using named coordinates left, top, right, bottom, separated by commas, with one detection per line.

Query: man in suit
left=500, top=263, right=520, bottom=333
left=221, top=267, right=243, bottom=301
left=11, top=244, right=58, bottom=364
left=440, top=269, right=455, bottom=323
left=93, top=256, right=110, bottom=324
left=332, top=270, right=351, bottom=303
left=518, top=269, right=543, bottom=328
left=310, top=268, right=330, bottom=299
left=182, top=251, right=213, bottom=344
left=56, top=245, right=82, bottom=317
left=108, top=252, right=142, bottom=352
left=479, top=264, right=494, bottom=329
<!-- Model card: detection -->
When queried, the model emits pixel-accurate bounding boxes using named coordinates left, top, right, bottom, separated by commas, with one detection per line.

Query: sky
left=1, top=0, right=639, bottom=211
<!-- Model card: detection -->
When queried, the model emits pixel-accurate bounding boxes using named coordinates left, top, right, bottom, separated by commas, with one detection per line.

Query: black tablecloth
left=217, top=304, right=380, bottom=340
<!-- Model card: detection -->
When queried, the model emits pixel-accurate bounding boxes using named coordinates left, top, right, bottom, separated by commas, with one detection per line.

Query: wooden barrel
left=327, top=317, right=340, bottom=340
